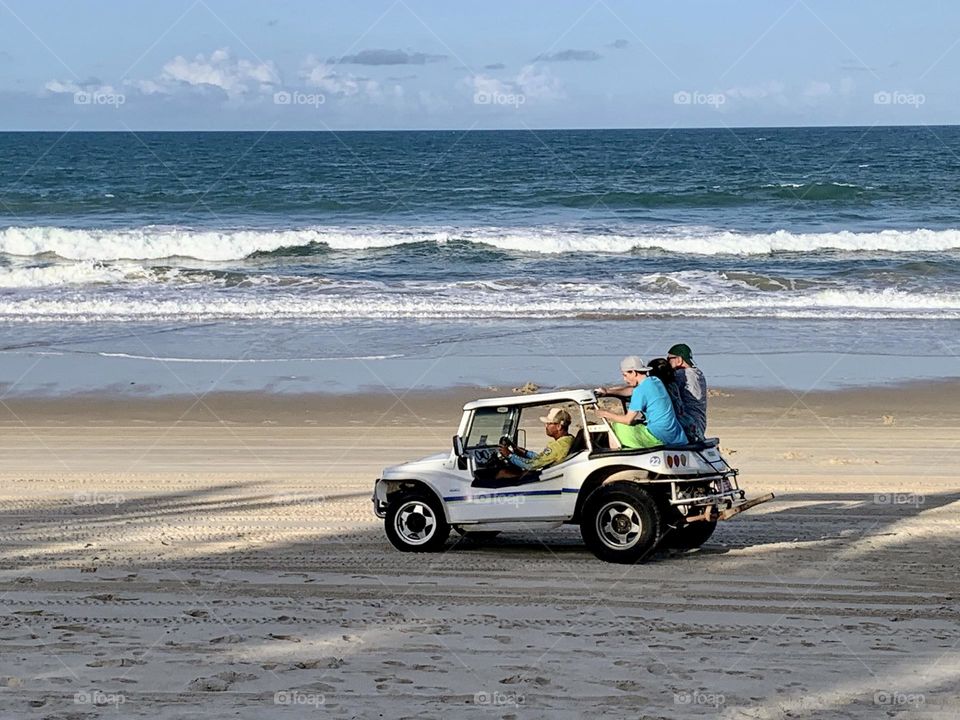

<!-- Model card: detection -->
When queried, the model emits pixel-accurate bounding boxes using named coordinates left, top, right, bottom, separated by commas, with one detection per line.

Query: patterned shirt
left=507, top=435, right=575, bottom=470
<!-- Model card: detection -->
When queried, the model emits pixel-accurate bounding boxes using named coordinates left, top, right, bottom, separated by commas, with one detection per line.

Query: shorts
left=610, top=422, right=663, bottom=449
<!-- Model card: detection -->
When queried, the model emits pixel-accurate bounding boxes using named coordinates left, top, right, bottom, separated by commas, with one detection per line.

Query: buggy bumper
left=372, top=480, right=388, bottom=518
left=684, top=492, right=775, bottom=522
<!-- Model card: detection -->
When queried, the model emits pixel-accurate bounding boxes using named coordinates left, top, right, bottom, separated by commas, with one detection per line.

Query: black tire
left=385, top=490, right=450, bottom=552
left=580, top=482, right=661, bottom=564
left=663, top=519, right=717, bottom=550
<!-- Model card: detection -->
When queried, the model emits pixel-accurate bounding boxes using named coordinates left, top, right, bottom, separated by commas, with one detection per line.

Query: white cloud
left=725, top=81, right=786, bottom=101
left=300, top=55, right=380, bottom=98
left=45, top=48, right=282, bottom=104
left=158, top=48, right=280, bottom=99
left=130, top=79, right=167, bottom=95
left=470, top=73, right=512, bottom=98
left=43, top=78, right=119, bottom=96
left=465, top=64, right=563, bottom=103
left=42, top=77, right=127, bottom=111
left=515, top=64, right=563, bottom=101
left=723, top=79, right=855, bottom=108
left=800, top=78, right=855, bottom=102
left=43, top=79, right=82, bottom=94
left=803, top=80, right=833, bottom=99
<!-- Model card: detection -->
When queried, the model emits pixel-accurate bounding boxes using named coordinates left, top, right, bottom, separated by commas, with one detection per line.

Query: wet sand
left=0, top=384, right=958, bottom=718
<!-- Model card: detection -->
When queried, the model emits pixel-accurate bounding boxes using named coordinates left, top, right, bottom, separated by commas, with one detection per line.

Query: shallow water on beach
left=1, top=317, right=956, bottom=395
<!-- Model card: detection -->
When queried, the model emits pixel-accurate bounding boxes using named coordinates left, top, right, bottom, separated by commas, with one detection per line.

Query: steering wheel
left=471, top=445, right=513, bottom=469
left=498, top=435, right=517, bottom=451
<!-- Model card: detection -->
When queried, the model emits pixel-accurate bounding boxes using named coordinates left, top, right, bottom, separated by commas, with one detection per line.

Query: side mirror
left=452, top=435, right=467, bottom=470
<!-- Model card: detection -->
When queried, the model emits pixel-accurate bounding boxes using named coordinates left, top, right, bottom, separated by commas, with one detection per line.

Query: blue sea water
left=0, top=127, right=958, bottom=393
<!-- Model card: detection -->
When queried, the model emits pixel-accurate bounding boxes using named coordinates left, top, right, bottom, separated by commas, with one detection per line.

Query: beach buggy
left=372, top=389, right=773, bottom=563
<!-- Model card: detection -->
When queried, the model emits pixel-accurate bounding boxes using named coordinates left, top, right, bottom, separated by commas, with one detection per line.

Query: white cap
left=538, top=408, right=572, bottom=425
left=620, top=355, right=651, bottom=373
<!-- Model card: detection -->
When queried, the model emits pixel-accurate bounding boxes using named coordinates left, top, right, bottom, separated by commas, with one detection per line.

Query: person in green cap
left=667, top=343, right=707, bottom=440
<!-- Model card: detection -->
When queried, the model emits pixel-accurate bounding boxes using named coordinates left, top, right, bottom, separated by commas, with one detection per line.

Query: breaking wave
left=3, top=225, right=960, bottom=261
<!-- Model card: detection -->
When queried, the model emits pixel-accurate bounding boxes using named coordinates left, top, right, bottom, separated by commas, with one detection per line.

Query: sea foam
left=2, top=286, right=958, bottom=321
left=2, top=225, right=960, bottom=260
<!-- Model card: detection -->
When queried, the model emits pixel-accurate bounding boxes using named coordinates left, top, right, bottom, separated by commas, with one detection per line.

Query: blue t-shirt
left=628, top=376, right=688, bottom=445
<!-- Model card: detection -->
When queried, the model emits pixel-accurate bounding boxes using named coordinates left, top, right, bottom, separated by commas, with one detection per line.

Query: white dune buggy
left=372, top=389, right=773, bottom=563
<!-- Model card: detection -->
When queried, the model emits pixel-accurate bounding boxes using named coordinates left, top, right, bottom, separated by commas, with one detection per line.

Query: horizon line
left=0, top=122, right=958, bottom=133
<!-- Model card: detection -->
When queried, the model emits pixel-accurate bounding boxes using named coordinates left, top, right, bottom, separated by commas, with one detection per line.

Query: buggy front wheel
left=580, top=483, right=661, bottom=564
left=385, top=490, right=450, bottom=552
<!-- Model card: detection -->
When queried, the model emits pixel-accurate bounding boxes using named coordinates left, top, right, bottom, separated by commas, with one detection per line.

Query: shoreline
left=3, top=319, right=959, bottom=400
left=2, top=379, right=958, bottom=426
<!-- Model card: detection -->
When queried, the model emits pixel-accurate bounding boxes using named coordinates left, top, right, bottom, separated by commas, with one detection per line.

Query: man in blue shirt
left=595, top=356, right=688, bottom=449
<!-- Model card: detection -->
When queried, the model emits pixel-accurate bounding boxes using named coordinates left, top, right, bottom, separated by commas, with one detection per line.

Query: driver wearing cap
left=499, top=408, right=574, bottom=471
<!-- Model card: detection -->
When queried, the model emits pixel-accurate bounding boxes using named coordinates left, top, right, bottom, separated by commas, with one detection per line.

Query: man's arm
left=507, top=438, right=572, bottom=471
left=506, top=451, right=535, bottom=470
left=595, top=384, right=633, bottom=398
left=499, top=440, right=535, bottom=458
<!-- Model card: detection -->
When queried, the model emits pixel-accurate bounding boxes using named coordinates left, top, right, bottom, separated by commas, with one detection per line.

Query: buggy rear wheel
left=580, top=483, right=661, bottom=564
left=663, top=519, right=717, bottom=550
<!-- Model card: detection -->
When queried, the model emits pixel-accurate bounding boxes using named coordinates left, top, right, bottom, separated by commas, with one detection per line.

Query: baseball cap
left=539, top=408, right=572, bottom=425
left=667, top=343, right=694, bottom=366
left=619, top=355, right=651, bottom=373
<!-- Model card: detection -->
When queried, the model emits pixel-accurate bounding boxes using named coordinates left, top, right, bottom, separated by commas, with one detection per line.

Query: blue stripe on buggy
left=444, top=488, right=579, bottom=502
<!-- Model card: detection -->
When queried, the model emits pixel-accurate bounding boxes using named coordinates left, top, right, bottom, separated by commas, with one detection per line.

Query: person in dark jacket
left=667, top=343, right=707, bottom=440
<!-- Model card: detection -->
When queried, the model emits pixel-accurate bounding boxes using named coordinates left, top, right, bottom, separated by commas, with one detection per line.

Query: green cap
left=667, top=343, right=694, bottom=365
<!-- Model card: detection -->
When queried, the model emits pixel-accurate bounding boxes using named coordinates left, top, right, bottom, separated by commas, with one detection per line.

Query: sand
left=0, top=384, right=958, bottom=719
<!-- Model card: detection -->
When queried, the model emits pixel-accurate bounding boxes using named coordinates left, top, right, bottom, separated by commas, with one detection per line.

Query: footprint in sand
left=86, top=658, right=145, bottom=668
left=613, top=679, right=646, bottom=694
left=268, top=633, right=301, bottom=643
left=86, top=593, right=138, bottom=602
left=294, top=658, right=345, bottom=669
left=209, top=634, right=244, bottom=644
left=187, top=671, right=258, bottom=692
left=500, top=674, right=550, bottom=686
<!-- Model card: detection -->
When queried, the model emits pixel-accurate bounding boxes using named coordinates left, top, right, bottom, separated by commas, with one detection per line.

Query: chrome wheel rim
left=596, top=500, right=643, bottom=550
left=394, top=500, right=437, bottom=545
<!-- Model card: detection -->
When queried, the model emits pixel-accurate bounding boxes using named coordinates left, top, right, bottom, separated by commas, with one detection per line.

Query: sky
left=0, top=0, right=958, bottom=130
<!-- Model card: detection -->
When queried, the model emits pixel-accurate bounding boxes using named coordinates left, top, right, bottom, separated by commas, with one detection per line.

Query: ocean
left=1, top=127, right=959, bottom=394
